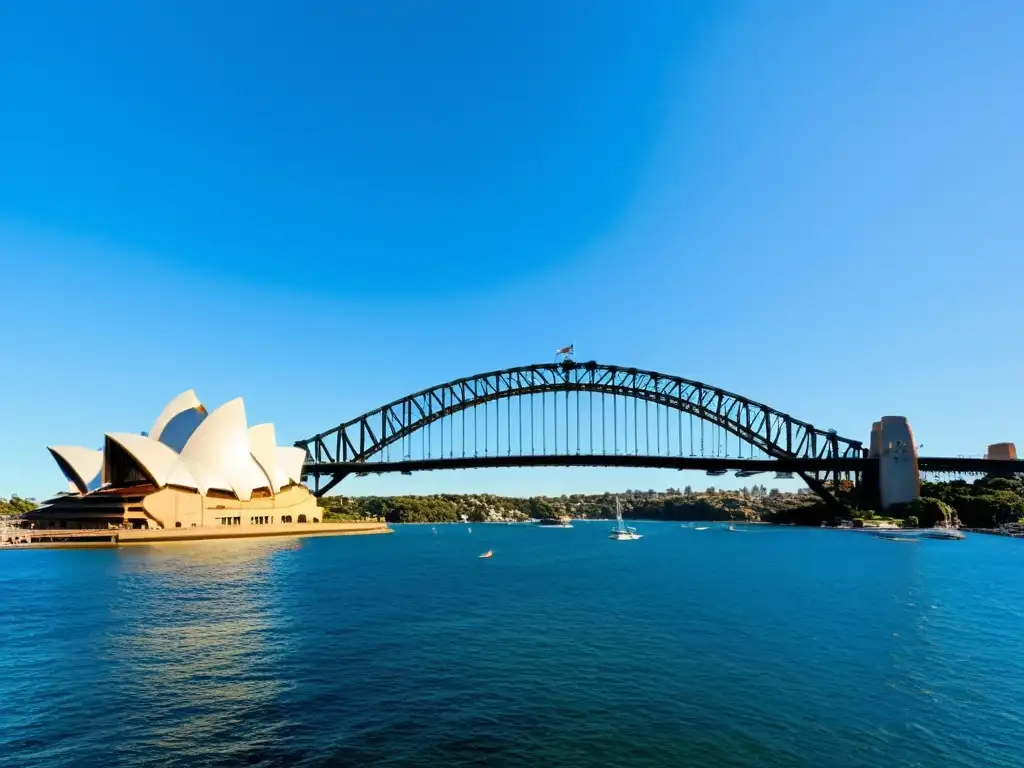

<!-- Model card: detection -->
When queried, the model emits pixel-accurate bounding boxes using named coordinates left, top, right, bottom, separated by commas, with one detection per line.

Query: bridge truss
left=296, top=361, right=865, bottom=505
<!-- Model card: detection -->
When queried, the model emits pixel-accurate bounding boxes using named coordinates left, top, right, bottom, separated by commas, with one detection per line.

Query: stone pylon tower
left=871, top=417, right=920, bottom=510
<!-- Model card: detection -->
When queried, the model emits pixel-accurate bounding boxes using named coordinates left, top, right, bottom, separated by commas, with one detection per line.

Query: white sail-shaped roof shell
left=50, top=391, right=304, bottom=502
left=47, top=446, right=103, bottom=495
left=149, top=390, right=204, bottom=442
left=179, top=398, right=270, bottom=501
left=103, top=433, right=200, bottom=489
left=157, top=408, right=208, bottom=453
left=248, top=424, right=279, bottom=493
left=276, top=446, right=307, bottom=487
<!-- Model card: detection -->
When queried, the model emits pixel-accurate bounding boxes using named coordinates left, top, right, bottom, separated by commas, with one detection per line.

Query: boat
left=538, top=517, right=573, bottom=528
left=920, top=525, right=965, bottom=540
left=873, top=529, right=919, bottom=542
left=479, top=550, right=493, bottom=558
left=609, top=499, right=641, bottom=541
left=695, top=526, right=709, bottom=531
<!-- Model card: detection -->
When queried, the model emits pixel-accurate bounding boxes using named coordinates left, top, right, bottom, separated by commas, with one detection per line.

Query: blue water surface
left=1, top=523, right=1023, bottom=767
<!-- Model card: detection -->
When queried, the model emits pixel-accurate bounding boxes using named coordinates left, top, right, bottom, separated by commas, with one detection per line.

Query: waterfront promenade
left=0, top=520, right=391, bottom=549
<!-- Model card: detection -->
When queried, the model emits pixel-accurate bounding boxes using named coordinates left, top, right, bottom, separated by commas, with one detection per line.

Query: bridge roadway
left=302, top=454, right=1024, bottom=477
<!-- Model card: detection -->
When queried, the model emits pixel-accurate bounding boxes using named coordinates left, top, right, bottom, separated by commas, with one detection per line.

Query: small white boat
left=695, top=526, right=709, bottom=531
left=609, top=498, right=641, bottom=541
left=538, top=517, right=573, bottom=528
left=920, top=525, right=965, bottom=540
left=875, top=532, right=919, bottom=543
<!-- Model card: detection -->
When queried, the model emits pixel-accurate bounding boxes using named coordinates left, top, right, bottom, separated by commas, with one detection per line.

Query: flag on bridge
left=556, top=344, right=574, bottom=356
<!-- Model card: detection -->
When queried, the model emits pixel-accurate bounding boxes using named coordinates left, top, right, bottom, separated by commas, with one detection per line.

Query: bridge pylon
left=871, top=416, right=920, bottom=510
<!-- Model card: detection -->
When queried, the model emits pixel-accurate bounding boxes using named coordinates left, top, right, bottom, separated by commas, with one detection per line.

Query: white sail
left=609, top=496, right=641, bottom=540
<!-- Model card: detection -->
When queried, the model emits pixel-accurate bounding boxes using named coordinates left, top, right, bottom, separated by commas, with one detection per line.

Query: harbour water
left=2, top=522, right=1023, bottom=767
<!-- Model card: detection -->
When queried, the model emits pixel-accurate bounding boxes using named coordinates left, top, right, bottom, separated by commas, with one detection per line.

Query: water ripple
left=2, top=526, right=1023, bottom=767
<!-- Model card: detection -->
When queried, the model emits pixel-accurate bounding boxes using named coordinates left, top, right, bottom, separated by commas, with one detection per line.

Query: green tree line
left=316, top=477, right=1024, bottom=528
left=892, top=476, right=1024, bottom=529
left=316, top=486, right=823, bottom=525
left=0, top=496, right=38, bottom=516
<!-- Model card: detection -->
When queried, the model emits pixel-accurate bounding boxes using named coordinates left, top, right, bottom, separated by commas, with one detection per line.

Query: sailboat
left=609, top=498, right=641, bottom=541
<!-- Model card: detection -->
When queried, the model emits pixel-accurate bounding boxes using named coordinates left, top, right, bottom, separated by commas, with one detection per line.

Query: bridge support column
left=856, top=422, right=883, bottom=512
left=877, top=416, right=920, bottom=510
left=987, top=443, right=1017, bottom=460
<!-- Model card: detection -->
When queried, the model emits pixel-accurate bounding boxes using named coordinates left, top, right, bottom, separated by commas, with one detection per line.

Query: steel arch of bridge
left=296, top=361, right=865, bottom=502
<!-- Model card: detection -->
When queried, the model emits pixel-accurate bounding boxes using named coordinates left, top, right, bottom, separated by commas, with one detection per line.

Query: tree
left=527, top=498, right=555, bottom=519
left=890, top=497, right=954, bottom=528
left=0, top=496, right=37, bottom=516
left=363, top=497, right=387, bottom=521
left=683, top=485, right=693, bottom=496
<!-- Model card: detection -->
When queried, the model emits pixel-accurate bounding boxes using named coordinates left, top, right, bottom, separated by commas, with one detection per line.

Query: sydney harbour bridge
left=296, top=360, right=1020, bottom=510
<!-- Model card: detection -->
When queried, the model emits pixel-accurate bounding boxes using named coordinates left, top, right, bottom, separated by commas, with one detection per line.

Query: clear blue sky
left=2, top=1, right=1022, bottom=500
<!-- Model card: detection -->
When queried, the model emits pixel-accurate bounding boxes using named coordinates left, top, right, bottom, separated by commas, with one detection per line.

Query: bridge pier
left=872, top=416, right=920, bottom=510
left=987, top=443, right=1017, bottom=460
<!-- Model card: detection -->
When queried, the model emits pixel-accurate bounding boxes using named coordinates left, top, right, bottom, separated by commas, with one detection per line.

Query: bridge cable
left=613, top=390, right=618, bottom=455
left=509, top=391, right=516, bottom=456
left=678, top=391, right=683, bottom=457
left=645, top=397, right=649, bottom=455
left=567, top=388, right=571, bottom=455
left=633, top=394, right=638, bottom=456
left=663, top=399, right=668, bottom=456
left=577, top=388, right=581, bottom=455
left=565, top=388, right=570, bottom=455
left=518, top=395, right=523, bottom=456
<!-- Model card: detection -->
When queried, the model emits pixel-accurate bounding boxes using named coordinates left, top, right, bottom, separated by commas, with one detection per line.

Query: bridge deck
left=302, top=454, right=1023, bottom=477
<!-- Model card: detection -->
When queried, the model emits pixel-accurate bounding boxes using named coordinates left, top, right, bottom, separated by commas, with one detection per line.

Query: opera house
left=18, top=391, right=389, bottom=543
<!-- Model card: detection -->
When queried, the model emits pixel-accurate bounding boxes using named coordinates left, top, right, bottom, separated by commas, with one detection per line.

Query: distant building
left=23, top=390, right=320, bottom=532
